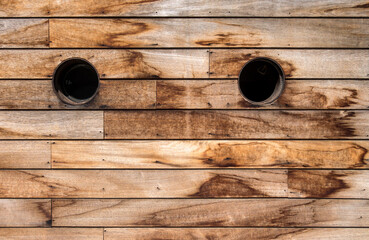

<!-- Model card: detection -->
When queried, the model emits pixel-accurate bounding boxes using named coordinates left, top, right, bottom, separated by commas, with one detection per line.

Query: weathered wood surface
left=0, top=141, right=50, bottom=169
left=0, top=111, right=103, bottom=139
left=104, top=228, right=369, bottom=240
left=0, top=80, right=156, bottom=109
left=0, top=170, right=287, bottom=198
left=2, top=0, right=369, bottom=17
left=157, top=80, right=369, bottom=109
left=50, top=18, right=369, bottom=48
left=0, top=50, right=208, bottom=79
left=52, top=199, right=369, bottom=227
left=52, top=140, right=369, bottom=169
left=210, top=50, right=369, bottom=78
left=0, top=199, right=51, bottom=227
left=0, top=228, right=103, bottom=240
left=104, top=110, right=369, bottom=139
left=0, top=19, right=49, bottom=48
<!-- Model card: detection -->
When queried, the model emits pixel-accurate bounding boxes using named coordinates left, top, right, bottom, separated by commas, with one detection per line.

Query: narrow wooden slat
left=0, top=141, right=50, bottom=169
left=0, top=111, right=103, bottom=139
left=0, top=19, right=49, bottom=48
left=210, top=50, right=369, bottom=79
left=52, top=140, right=369, bottom=169
left=52, top=199, right=369, bottom=227
left=50, top=18, right=369, bottom=48
left=0, top=170, right=287, bottom=198
left=104, top=110, right=369, bottom=139
left=0, top=199, right=50, bottom=227
left=104, top=228, right=369, bottom=240
left=0, top=228, right=103, bottom=240
left=157, top=80, right=369, bottom=109
left=0, top=80, right=156, bottom=109
left=288, top=170, right=369, bottom=198
left=0, top=50, right=208, bottom=79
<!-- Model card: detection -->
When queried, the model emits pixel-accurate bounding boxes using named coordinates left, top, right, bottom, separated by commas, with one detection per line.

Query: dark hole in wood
left=238, top=57, right=285, bottom=105
left=53, top=58, right=99, bottom=105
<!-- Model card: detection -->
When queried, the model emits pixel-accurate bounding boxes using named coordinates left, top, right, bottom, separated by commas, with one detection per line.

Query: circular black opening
left=238, top=57, right=285, bottom=104
left=53, top=58, right=99, bottom=105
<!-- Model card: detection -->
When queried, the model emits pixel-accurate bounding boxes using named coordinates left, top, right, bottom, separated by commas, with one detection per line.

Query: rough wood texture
left=0, top=19, right=49, bottom=48
left=104, top=110, right=369, bottom=139
left=0, top=170, right=287, bottom=198
left=0, top=141, right=50, bottom=169
left=157, top=80, right=369, bottom=109
left=50, top=18, right=369, bottom=48
left=52, top=199, right=369, bottom=227
left=52, top=140, right=369, bottom=169
left=288, top=170, right=369, bottom=198
left=210, top=50, right=369, bottom=78
left=0, top=199, right=51, bottom=227
left=104, top=228, right=369, bottom=240
left=0, top=111, right=103, bottom=139
left=0, top=50, right=208, bottom=79
left=0, top=228, right=103, bottom=240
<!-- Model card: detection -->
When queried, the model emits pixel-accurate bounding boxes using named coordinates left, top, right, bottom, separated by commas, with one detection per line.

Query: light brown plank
left=50, top=18, right=369, bottom=48
left=157, top=80, right=369, bottom=109
left=0, top=170, right=286, bottom=198
left=0, top=228, right=103, bottom=240
left=0, top=141, right=50, bottom=169
left=0, top=111, right=103, bottom=139
left=104, top=110, right=369, bottom=139
left=104, top=228, right=369, bottom=240
left=0, top=80, right=155, bottom=109
left=52, top=140, right=369, bottom=169
left=0, top=19, right=49, bottom=48
left=52, top=199, right=369, bottom=227
left=210, top=50, right=369, bottom=78
left=0, top=50, right=208, bottom=79
left=288, top=170, right=369, bottom=198
left=0, top=199, right=50, bottom=227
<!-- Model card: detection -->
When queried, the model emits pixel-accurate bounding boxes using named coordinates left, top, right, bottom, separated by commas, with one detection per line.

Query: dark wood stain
left=353, top=3, right=369, bottom=8
left=335, top=88, right=358, bottom=108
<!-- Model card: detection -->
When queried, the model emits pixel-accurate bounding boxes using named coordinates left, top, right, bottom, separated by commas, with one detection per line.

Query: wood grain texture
left=0, top=19, right=49, bottom=48
left=0, top=50, right=208, bottom=79
left=50, top=18, right=369, bottom=48
left=157, top=80, right=369, bottom=109
left=0, top=228, right=103, bottom=240
left=52, top=199, right=369, bottom=227
left=0, top=80, right=155, bottom=109
left=0, top=111, right=103, bottom=139
left=0, top=199, right=50, bottom=227
left=0, top=170, right=286, bottom=198
left=52, top=140, right=369, bottom=169
left=0, top=141, right=50, bottom=169
left=104, top=228, right=369, bottom=240
left=104, top=110, right=369, bottom=139
left=210, top=50, right=369, bottom=79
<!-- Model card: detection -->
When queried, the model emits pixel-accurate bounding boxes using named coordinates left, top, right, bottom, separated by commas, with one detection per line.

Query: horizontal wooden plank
left=0, top=50, right=208, bottom=79
left=2, top=0, right=369, bottom=17
left=157, top=80, right=369, bottom=109
left=288, top=170, right=369, bottom=198
left=50, top=18, right=369, bottom=48
left=0, top=80, right=155, bottom=109
left=0, top=19, right=49, bottom=48
left=52, top=199, right=369, bottom=227
left=0, top=111, right=103, bottom=139
left=0, top=228, right=102, bottom=240
left=104, top=110, right=369, bottom=139
left=52, top=140, right=369, bottom=169
left=0, top=199, right=50, bottom=227
left=210, top=50, right=369, bottom=79
left=0, top=170, right=286, bottom=198
left=104, top=228, right=369, bottom=240
left=0, top=141, right=50, bottom=168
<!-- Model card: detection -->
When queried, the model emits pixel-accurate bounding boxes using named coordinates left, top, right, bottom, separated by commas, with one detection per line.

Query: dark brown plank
left=0, top=228, right=103, bottom=240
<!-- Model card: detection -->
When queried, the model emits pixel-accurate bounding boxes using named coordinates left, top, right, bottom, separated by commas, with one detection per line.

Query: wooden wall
left=0, top=0, right=369, bottom=239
